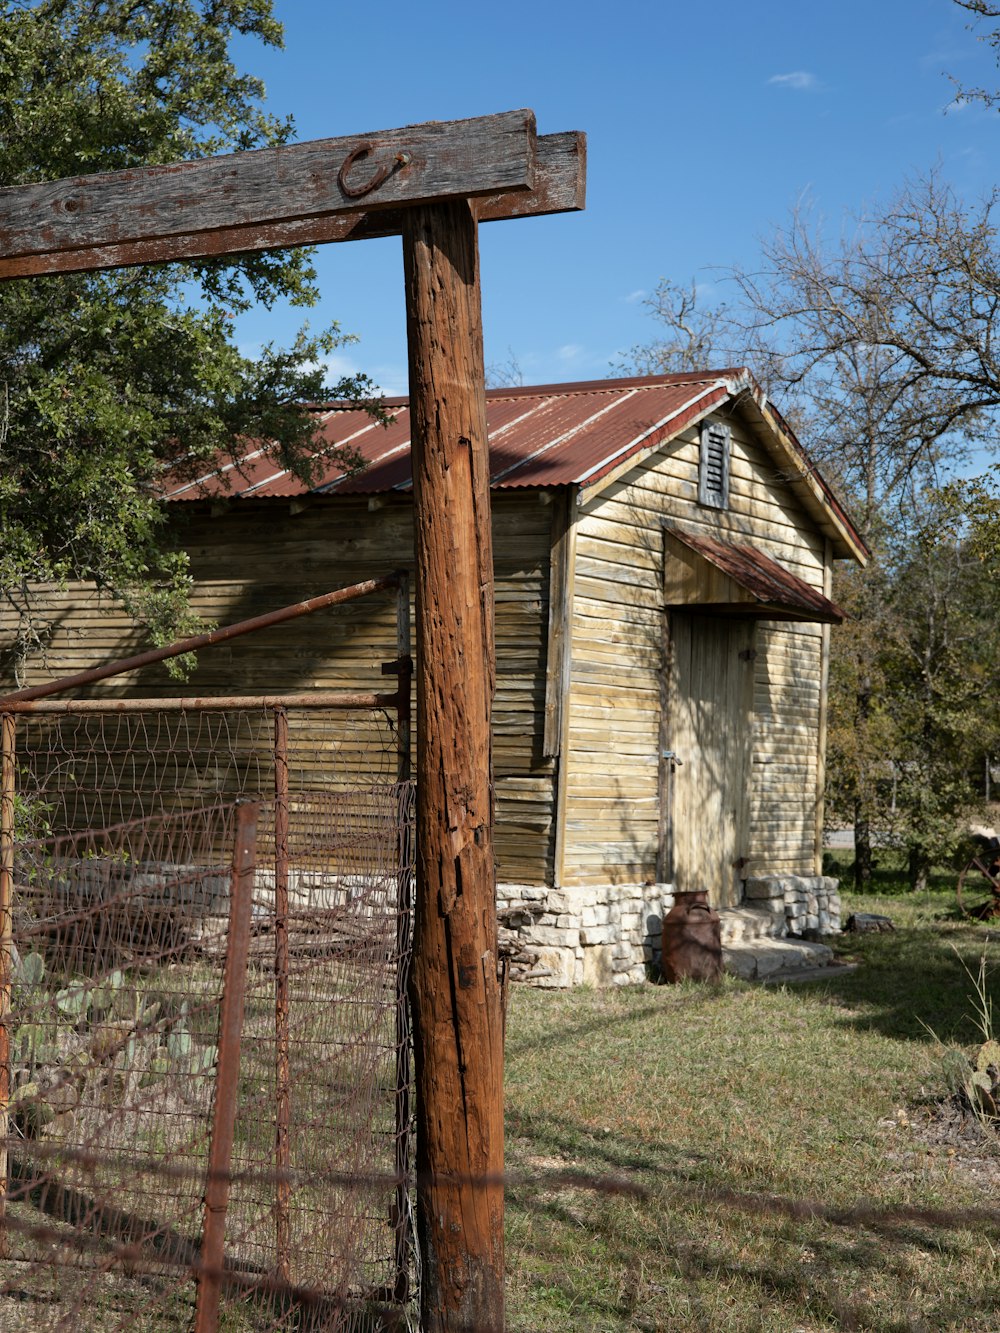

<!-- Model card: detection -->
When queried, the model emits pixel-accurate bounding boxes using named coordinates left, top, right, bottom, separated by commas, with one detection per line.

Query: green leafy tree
left=0, top=1, right=379, bottom=680
left=881, top=516, right=1000, bottom=888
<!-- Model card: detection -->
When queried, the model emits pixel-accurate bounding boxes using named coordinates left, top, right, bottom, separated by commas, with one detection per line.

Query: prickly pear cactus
left=965, top=1042, right=1000, bottom=1119
left=974, top=1038, right=1000, bottom=1073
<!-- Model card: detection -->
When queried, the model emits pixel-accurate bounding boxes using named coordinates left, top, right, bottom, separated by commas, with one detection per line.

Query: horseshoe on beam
left=338, top=143, right=411, bottom=199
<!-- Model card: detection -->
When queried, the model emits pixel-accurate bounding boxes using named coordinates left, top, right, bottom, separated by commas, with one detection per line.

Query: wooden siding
left=560, top=410, right=830, bottom=887
left=2, top=401, right=841, bottom=893
left=0, top=493, right=557, bottom=885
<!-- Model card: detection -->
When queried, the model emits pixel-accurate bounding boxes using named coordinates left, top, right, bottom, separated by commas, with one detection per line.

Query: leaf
left=139, top=1052, right=172, bottom=1088
left=19, top=952, right=45, bottom=986
left=167, top=1028, right=193, bottom=1060
left=192, top=1045, right=217, bottom=1075
left=56, top=982, right=91, bottom=1019
left=14, top=1022, right=48, bottom=1067
left=968, top=1069, right=999, bottom=1116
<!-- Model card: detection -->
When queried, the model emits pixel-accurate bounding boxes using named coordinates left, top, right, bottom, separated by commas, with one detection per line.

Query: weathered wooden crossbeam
left=0, top=113, right=584, bottom=279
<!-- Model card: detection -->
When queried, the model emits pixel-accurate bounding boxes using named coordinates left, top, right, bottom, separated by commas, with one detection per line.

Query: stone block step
left=718, top=905, right=787, bottom=945
left=723, top=937, right=834, bottom=982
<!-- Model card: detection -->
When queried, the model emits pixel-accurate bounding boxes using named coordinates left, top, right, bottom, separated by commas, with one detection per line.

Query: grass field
left=503, top=869, right=1000, bottom=1332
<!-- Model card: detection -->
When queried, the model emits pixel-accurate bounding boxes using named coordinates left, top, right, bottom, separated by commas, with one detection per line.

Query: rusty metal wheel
left=957, top=856, right=1000, bottom=919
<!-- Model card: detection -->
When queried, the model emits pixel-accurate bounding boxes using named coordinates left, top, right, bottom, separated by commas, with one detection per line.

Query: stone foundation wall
left=497, top=875, right=841, bottom=988
left=743, top=874, right=842, bottom=938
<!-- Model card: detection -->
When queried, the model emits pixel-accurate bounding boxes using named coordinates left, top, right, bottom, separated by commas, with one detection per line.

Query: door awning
left=663, top=525, right=845, bottom=624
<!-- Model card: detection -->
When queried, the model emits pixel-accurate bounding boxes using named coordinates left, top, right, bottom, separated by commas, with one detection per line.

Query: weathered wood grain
left=543, top=492, right=575, bottom=758
left=0, top=110, right=540, bottom=276
left=0, top=131, right=585, bottom=279
left=402, top=200, right=505, bottom=1332
left=0, top=492, right=556, bottom=884
left=560, top=409, right=838, bottom=889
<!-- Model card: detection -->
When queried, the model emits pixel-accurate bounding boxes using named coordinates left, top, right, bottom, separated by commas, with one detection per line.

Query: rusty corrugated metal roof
left=162, top=372, right=732, bottom=501
left=664, top=524, right=846, bottom=624
left=160, top=370, right=866, bottom=562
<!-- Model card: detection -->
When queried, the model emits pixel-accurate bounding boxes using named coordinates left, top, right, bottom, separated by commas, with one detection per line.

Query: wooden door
left=662, top=613, right=755, bottom=907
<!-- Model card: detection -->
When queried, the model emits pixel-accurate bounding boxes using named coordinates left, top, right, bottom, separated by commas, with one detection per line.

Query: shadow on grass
left=506, top=1106, right=1000, bottom=1332
left=805, top=918, right=1000, bottom=1043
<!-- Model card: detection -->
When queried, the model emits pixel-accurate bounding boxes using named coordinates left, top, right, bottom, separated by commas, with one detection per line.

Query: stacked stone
left=496, top=874, right=842, bottom=989
left=496, top=882, right=675, bottom=989
left=743, top=874, right=841, bottom=937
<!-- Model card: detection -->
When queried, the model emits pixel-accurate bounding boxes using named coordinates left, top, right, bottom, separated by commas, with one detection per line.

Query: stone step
left=723, top=937, right=835, bottom=982
left=718, top=905, right=787, bottom=945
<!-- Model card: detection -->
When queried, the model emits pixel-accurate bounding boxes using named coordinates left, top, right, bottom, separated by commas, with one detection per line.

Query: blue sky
left=232, top=0, right=1000, bottom=398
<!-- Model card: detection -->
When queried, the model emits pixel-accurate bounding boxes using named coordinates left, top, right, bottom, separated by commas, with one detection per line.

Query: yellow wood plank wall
left=0, top=493, right=557, bottom=884
left=561, top=411, right=831, bottom=887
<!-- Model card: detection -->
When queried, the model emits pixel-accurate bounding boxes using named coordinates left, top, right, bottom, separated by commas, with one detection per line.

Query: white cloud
left=767, top=71, right=819, bottom=91
left=624, top=288, right=647, bottom=304
left=557, top=343, right=586, bottom=362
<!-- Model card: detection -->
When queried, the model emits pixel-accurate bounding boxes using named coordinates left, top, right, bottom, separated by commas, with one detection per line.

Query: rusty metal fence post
left=0, top=712, right=14, bottom=1260
left=393, top=576, right=415, bottom=1300
left=195, top=800, right=259, bottom=1333
left=272, top=707, right=292, bottom=1285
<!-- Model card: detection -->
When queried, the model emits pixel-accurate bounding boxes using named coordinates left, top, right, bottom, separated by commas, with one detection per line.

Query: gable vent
left=698, top=420, right=730, bottom=509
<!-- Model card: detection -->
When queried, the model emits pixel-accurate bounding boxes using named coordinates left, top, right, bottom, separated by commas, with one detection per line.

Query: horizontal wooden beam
left=0, top=132, right=585, bottom=279
left=0, top=110, right=545, bottom=279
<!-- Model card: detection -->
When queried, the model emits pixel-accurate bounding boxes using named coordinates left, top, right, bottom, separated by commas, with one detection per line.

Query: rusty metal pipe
left=0, top=714, right=14, bottom=1260
left=195, top=801, right=258, bottom=1333
left=0, top=573, right=403, bottom=705
left=1, top=692, right=400, bottom=714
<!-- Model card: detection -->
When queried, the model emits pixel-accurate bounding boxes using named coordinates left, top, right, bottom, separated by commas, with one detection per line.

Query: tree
left=615, top=278, right=748, bottom=378
left=954, top=1, right=1000, bottom=107
left=733, top=176, right=1000, bottom=504
left=824, top=496, right=1000, bottom=890
left=882, top=521, right=1000, bottom=889
left=0, top=1, right=379, bottom=680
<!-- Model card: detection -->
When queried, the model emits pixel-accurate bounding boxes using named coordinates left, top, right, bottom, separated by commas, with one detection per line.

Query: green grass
left=503, top=888, right=1000, bottom=1332
left=821, top=845, right=966, bottom=900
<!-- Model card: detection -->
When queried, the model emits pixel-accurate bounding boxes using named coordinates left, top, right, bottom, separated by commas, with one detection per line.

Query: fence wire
left=0, top=705, right=415, bottom=1332
left=12, top=706, right=402, bottom=833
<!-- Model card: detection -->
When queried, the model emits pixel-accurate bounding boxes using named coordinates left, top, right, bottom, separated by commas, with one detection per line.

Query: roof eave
left=573, top=381, right=730, bottom=503
left=733, top=387, right=868, bottom=566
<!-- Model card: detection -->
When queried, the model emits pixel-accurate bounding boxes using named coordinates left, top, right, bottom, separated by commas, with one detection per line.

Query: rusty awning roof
left=663, top=525, right=846, bottom=624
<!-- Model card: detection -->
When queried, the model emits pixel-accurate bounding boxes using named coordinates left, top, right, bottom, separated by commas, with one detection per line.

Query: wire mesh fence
left=9, top=703, right=404, bottom=833
left=0, top=703, right=415, bottom=1332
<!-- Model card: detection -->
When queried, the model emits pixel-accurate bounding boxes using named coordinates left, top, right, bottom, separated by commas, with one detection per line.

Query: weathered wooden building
left=3, top=370, right=866, bottom=984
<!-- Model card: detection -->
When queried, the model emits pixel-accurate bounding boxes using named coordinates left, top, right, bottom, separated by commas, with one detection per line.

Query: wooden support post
left=0, top=713, right=14, bottom=1260
left=402, top=200, right=505, bottom=1333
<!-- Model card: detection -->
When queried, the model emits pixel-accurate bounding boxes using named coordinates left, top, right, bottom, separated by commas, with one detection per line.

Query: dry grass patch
left=504, top=889, right=1000, bottom=1331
